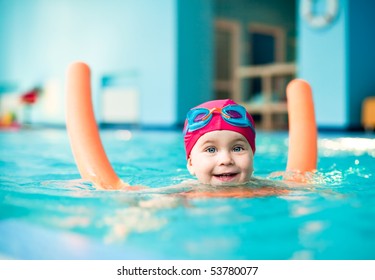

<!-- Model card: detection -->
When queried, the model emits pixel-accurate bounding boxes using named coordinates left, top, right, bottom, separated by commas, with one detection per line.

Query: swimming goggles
left=183, top=104, right=254, bottom=134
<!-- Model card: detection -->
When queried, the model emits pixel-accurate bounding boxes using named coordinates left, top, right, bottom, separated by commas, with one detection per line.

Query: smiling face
left=187, top=130, right=254, bottom=186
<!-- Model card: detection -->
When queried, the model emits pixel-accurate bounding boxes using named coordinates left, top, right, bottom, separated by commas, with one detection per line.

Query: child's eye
left=205, top=147, right=217, bottom=153
left=233, top=146, right=244, bottom=152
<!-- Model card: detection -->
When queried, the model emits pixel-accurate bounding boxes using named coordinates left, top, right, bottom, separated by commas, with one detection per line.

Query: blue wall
left=298, top=0, right=348, bottom=128
left=0, top=0, right=177, bottom=126
left=298, top=0, right=375, bottom=129
left=3, top=0, right=373, bottom=129
left=176, top=0, right=214, bottom=124
left=0, top=0, right=215, bottom=127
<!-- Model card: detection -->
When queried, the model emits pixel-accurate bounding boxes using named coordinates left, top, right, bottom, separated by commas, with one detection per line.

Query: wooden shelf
left=236, top=63, right=296, bottom=78
left=234, top=63, right=296, bottom=130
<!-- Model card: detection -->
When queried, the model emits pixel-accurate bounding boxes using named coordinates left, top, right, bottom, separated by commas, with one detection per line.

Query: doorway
left=247, top=23, right=286, bottom=101
left=214, top=20, right=240, bottom=101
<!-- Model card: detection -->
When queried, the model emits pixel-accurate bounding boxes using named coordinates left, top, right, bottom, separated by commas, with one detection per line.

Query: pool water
left=0, top=129, right=374, bottom=259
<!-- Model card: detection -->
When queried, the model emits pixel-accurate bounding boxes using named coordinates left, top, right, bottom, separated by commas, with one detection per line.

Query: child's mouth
left=213, top=173, right=238, bottom=182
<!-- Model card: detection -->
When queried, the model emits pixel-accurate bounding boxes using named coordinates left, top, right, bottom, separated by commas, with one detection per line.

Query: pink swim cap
left=183, top=99, right=256, bottom=159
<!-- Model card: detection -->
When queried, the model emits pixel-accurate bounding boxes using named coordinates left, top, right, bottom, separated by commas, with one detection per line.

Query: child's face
left=187, top=130, right=254, bottom=186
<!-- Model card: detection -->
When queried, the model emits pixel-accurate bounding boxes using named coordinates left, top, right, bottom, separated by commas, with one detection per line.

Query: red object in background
left=21, top=88, right=39, bottom=104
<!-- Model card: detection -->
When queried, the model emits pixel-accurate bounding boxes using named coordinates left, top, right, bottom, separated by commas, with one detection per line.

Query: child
left=183, top=99, right=256, bottom=186
left=179, top=99, right=298, bottom=198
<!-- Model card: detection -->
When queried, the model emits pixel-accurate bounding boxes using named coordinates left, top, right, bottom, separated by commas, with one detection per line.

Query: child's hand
left=120, top=183, right=149, bottom=191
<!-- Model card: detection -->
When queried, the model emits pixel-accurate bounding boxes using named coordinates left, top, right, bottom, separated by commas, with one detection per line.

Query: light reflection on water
left=319, top=137, right=375, bottom=157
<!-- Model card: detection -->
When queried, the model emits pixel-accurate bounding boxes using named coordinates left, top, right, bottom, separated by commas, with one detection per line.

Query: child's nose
left=218, top=151, right=234, bottom=165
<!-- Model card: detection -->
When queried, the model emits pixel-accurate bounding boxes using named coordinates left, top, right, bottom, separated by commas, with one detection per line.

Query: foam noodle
left=286, top=79, right=317, bottom=172
left=66, top=62, right=125, bottom=189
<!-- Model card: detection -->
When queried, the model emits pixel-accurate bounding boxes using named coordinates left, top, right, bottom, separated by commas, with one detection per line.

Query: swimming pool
left=0, top=128, right=374, bottom=259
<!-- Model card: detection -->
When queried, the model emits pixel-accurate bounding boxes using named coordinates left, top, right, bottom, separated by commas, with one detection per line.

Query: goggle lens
left=194, top=113, right=208, bottom=122
left=225, top=109, right=242, bottom=119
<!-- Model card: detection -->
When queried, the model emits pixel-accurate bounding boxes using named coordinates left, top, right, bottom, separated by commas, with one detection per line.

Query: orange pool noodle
left=66, top=62, right=124, bottom=189
left=286, top=79, right=317, bottom=172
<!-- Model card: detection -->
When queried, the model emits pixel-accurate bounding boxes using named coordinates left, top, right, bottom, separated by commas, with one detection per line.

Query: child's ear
left=186, top=157, right=195, bottom=176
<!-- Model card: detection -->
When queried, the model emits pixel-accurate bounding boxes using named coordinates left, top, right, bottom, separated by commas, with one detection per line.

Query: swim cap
left=183, top=99, right=256, bottom=159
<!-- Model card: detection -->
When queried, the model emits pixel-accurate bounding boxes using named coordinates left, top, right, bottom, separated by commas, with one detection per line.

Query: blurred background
left=0, top=0, right=374, bottom=131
